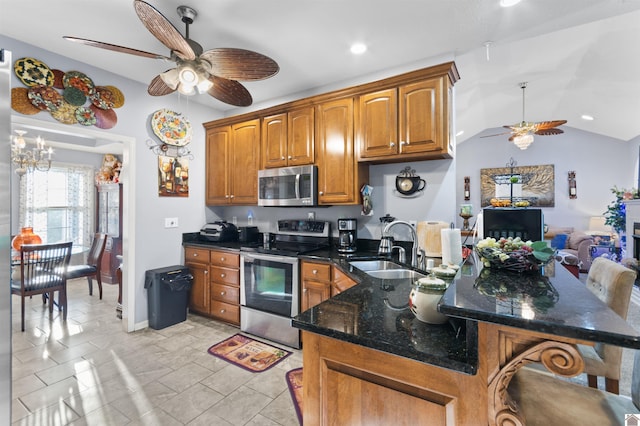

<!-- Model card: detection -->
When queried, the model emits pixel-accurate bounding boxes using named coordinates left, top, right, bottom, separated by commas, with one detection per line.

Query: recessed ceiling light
left=581, top=114, right=595, bottom=121
left=500, top=0, right=522, bottom=7
left=350, top=43, right=367, bottom=55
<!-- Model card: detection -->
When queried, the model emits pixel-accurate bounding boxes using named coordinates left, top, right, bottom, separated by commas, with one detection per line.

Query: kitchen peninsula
left=293, top=256, right=640, bottom=425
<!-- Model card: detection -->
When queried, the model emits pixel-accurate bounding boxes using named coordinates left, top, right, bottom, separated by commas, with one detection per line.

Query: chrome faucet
left=382, top=220, right=419, bottom=268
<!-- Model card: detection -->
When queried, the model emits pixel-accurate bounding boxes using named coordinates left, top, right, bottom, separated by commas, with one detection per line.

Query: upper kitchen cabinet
left=316, top=98, right=369, bottom=205
left=205, top=119, right=261, bottom=205
left=357, top=62, right=459, bottom=163
left=262, top=106, right=314, bottom=168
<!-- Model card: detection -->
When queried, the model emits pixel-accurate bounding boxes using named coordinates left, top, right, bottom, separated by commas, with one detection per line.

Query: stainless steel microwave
left=258, top=165, right=318, bottom=206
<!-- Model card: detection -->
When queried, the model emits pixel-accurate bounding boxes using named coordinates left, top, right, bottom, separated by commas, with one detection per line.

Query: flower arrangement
left=475, top=237, right=555, bottom=273
left=604, top=186, right=640, bottom=233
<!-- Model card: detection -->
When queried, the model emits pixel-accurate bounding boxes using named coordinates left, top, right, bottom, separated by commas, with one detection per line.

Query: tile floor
left=11, top=279, right=303, bottom=425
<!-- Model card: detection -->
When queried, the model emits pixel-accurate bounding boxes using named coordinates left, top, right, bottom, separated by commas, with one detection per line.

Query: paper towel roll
left=441, top=228, right=463, bottom=265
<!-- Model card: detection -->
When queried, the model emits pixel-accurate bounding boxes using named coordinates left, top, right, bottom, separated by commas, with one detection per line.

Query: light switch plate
left=165, top=217, right=178, bottom=228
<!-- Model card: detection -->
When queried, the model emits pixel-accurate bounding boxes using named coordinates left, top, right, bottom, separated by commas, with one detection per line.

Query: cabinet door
left=302, top=279, right=331, bottom=312
left=358, top=88, right=398, bottom=159
left=332, top=267, right=357, bottom=297
left=262, top=113, right=288, bottom=169
left=230, top=119, right=260, bottom=205
left=206, top=126, right=231, bottom=205
left=186, top=261, right=210, bottom=315
left=316, top=98, right=356, bottom=204
left=399, top=78, right=443, bottom=154
left=288, top=106, right=314, bottom=166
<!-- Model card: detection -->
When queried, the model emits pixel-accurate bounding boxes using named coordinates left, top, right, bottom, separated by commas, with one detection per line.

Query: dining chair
left=11, top=241, right=73, bottom=332
left=65, top=233, right=107, bottom=299
left=578, top=256, right=637, bottom=394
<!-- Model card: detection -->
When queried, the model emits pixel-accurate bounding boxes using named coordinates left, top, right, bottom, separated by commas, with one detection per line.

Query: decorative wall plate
left=51, top=69, right=66, bottom=89
left=14, top=57, right=54, bottom=87
left=75, top=106, right=97, bottom=126
left=91, top=104, right=117, bottom=129
left=151, top=108, right=192, bottom=146
left=63, top=71, right=95, bottom=96
left=90, top=86, right=116, bottom=110
left=28, top=85, right=62, bottom=111
left=104, top=85, right=125, bottom=108
left=11, top=88, right=41, bottom=115
left=51, top=102, right=79, bottom=125
left=63, top=86, right=87, bottom=106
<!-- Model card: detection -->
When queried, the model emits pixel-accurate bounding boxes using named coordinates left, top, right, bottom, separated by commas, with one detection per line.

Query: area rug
left=207, top=333, right=292, bottom=373
left=286, top=368, right=303, bottom=425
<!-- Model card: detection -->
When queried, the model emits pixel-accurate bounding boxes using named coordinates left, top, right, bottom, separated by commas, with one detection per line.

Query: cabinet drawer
left=211, top=283, right=239, bottom=304
left=210, top=251, right=240, bottom=268
left=302, top=262, right=331, bottom=282
left=185, top=247, right=210, bottom=263
left=211, top=301, right=240, bottom=325
left=210, top=265, right=239, bottom=286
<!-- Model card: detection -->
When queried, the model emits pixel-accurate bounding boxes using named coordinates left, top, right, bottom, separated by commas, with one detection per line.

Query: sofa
left=549, top=230, right=594, bottom=273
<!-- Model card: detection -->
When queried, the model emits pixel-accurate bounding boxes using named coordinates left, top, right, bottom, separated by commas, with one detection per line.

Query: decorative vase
left=11, top=227, right=42, bottom=251
left=409, top=276, right=449, bottom=324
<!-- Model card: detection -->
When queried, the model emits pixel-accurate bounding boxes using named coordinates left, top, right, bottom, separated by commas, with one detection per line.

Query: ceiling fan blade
left=201, top=48, right=279, bottom=81
left=63, top=36, right=171, bottom=60
left=535, top=128, right=565, bottom=136
left=208, top=76, right=253, bottom=106
left=535, top=120, right=567, bottom=130
left=480, top=131, right=513, bottom=138
left=133, top=0, right=196, bottom=61
left=148, top=74, right=176, bottom=96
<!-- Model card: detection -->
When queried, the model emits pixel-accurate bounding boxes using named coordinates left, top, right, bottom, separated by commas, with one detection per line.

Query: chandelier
left=11, top=130, right=53, bottom=177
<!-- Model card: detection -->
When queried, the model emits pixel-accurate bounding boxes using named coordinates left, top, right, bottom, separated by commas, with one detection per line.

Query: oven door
left=241, top=252, right=299, bottom=317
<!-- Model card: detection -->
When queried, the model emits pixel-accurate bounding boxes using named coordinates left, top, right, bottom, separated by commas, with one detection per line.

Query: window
left=19, top=164, right=95, bottom=249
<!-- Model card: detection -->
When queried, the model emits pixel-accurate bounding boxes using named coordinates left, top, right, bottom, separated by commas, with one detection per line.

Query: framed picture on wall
left=158, top=155, right=189, bottom=197
left=480, top=164, right=555, bottom=207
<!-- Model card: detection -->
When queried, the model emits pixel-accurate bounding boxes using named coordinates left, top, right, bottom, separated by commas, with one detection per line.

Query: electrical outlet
left=164, top=217, right=178, bottom=228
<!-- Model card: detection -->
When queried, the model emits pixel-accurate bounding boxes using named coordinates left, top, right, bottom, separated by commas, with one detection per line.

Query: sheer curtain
left=19, top=163, right=95, bottom=249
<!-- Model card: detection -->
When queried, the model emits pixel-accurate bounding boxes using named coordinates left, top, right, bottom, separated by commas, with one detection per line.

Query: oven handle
left=241, top=251, right=300, bottom=265
left=295, top=173, right=301, bottom=200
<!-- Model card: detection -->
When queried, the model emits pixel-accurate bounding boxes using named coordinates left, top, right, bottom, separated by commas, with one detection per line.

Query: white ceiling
left=2, top=0, right=640, bottom=143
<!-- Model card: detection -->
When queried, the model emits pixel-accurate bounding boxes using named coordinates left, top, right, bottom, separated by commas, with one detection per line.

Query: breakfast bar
left=293, top=256, right=640, bottom=425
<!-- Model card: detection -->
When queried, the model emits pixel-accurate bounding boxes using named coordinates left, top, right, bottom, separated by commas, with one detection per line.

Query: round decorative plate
left=63, top=71, right=95, bottom=96
left=104, top=85, right=125, bottom=108
left=75, top=106, right=97, bottom=126
left=90, top=104, right=117, bottom=129
left=14, top=57, right=54, bottom=87
left=51, top=69, right=66, bottom=89
left=151, top=108, right=192, bottom=146
left=63, top=86, right=87, bottom=106
left=28, top=84, right=62, bottom=111
left=11, top=88, right=41, bottom=115
left=51, top=102, right=79, bottom=125
left=90, top=86, right=115, bottom=110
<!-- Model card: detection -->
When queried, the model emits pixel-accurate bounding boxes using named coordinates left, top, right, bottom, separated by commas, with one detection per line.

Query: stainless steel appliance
left=257, top=165, right=318, bottom=206
left=200, top=221, right=238, bottom=242
left=337, top=218, right=357, bottom=254
left=240, top=219, right=330, bottom=349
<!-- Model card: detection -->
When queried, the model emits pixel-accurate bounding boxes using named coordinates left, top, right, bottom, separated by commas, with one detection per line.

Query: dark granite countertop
left=439, top=256, right=640, bottom=349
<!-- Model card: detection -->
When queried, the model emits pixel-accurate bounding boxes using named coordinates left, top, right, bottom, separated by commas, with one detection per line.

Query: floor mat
left=207, top=333, right=292, bottom=373
left=286, top=367, right=303, bottom=425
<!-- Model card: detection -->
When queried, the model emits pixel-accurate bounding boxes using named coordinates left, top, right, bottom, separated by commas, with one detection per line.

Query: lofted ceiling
left=1, top=0, right=640, bottom=144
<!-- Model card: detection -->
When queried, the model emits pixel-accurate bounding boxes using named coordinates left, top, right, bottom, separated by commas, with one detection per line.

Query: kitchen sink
left=348, top=260, right=405, bottom=271
left=365, top=269, right=427, bottom=280
left=349, top=260, right=426, bottom=280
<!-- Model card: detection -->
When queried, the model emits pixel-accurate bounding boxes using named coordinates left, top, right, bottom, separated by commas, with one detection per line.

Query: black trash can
left=144, top=265, right=193, bottom=330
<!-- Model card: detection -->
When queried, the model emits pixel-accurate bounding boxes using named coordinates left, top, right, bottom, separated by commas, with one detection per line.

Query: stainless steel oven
left=240, top=219, right=330, bottom=349
left=240, top=252, right=300, bottom=348
left=257, top=165, right=317, bottom=206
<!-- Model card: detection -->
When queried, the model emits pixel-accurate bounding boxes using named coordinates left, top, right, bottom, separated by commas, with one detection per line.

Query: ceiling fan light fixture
left=513, top=134, right=534, bottom=150
left=196, top=78, right=213, bottom=94
left=160, top=68, right=179, bottom=90
left=178, top=65, right=198, bottom=86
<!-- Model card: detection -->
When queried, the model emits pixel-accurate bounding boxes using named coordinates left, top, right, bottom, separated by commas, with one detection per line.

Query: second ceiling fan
left=482, top=82, right=566, bottom=149
left=64, top=0, right=279, bottom=107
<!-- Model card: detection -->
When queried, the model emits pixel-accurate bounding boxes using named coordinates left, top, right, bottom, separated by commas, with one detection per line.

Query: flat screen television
left=482, top=208, right=544, bottom=241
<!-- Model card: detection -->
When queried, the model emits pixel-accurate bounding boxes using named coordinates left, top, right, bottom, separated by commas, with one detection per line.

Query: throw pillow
left=550, top=233, right=568, bottom=250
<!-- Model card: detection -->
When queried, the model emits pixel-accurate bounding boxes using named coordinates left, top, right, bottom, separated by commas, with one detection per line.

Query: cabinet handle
left=220, top=273, right=226, bottom=278
left=225, top=195, right=230, bottom=198
left=389, top=142, right=395, bottom=147
left=288, top=155, right=292, bottom=160
left=230, top=195, right=235, bottom=199
left=400, top=141, right=407, bottom=145
left=204, top=270, right=208, bottom=275
left=192, top=253, right=198, bottom=257
left=220, top=257, right=225, bottom=261
left=220, top=291, right=226, bottom=296
left=303, top=288, right=308, bottom=293
left=312, top=269, right=318, bottom=275
left=319, top=191, right=324, bottom=195
left=281, top=156, right=285, bottom=160
left=220, top=309, right=226, bottom=313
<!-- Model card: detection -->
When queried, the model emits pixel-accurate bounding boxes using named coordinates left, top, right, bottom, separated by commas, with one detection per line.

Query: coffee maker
left=337, top=218, right=357, bottom=254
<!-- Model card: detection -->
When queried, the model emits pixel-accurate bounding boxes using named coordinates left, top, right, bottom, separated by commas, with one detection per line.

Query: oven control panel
left=277, top=220, right=330, bottom=236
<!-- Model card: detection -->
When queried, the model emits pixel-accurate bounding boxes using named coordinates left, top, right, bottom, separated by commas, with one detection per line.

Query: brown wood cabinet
left=185, top=247, right=240, bottom=326
left=357, top=76, right=455, bottom=162
left=205, top=119, right=260, bottom=205
left=300, top=261, right=358, bottom=312
left=315, top=98, right=369, bottom=205
left=262, top=107, right=314, bottom=168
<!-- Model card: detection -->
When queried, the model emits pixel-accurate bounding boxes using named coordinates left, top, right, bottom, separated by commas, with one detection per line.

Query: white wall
left=456, top=126, right=636, bottom=231
left=2, top=35, right=223, bottom=329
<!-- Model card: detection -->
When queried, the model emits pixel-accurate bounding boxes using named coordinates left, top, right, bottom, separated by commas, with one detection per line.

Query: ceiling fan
left=63, top=0, right=279, bottom=107
left=481, top=82, right=566, bottom=149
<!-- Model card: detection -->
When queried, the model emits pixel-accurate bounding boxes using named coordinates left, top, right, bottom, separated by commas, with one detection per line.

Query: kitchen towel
left=441, top=228, right=463, bottom=265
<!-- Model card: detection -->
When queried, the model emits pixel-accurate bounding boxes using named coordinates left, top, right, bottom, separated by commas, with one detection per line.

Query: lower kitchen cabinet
left=184, top=247, right=240, bottom=326
left=301, top=260, right=358, bottom=312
